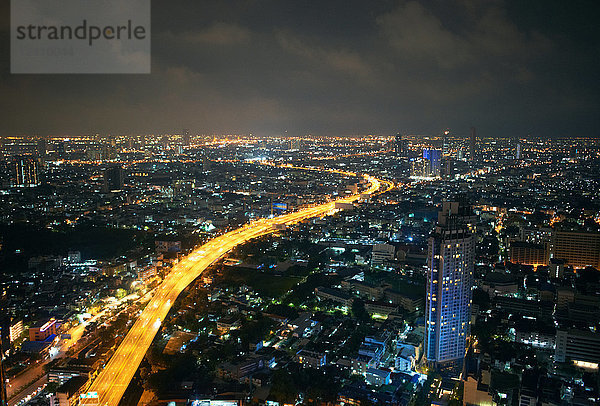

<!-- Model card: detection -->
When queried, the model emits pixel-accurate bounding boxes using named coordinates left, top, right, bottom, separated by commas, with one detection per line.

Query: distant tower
left=183, top=129, right=191, bottom=146
left=394, top=134, right=409, bottom=157
left=37, top=138, right=47, bottom=157
left=14, top=155, right=39, bottom=187
left=103, top=165, right=124, bottom=192
left=515, top=138, right=522, bottom=160
left=202, top=156, right=211, bottom=172
left=469, top=127, right=476, bottom=161
left=425, top=200, right=476, bottom=374
left=442, top=157, right=453, bottom=179
left=442, top=130, right=450, bottom=156
left=394, top=134, right=402, bottom=155
left=55, top=141, right=66, bottom=158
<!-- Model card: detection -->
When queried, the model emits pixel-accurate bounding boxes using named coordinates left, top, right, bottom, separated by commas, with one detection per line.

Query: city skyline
left=1, top=1, right=600, bottom=405
left=1, top=134, right=600, bottom=404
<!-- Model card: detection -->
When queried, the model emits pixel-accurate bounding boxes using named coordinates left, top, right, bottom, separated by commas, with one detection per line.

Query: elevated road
left=81, top=170, right=392, bottom=405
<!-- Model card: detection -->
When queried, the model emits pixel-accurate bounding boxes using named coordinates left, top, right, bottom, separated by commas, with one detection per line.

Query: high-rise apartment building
left=442, top=130, right=450, bottom=156
left=425, top=200, right=476, bottom=372
left=515, top=139, right=522, bottom=160
left=555, top=329, right=600, bottom=368
left=423, top=148, right=442, bottom=177
left=37, top=138, right=47, bottom=157
left=442, top=157, right=453, bottom=179
left=552, top=230, right=600, bottom=269
left=55, top=141, right=66, bottom=158
left=469, top=127, right=476, bottom=161
left=509, top=241, right=549, bottom=266
left=183, top=129, right=191, bottom=146
left=394, top=134, right=408, bottom=156
left=14, top=155, right=39, bottom=187
left=103, top=165, right=125, bottom=192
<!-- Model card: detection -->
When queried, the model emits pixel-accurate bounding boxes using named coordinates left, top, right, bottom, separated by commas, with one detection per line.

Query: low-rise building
left=364, top=301, right=398, bottom=318
left=48, top=366, right=93, bottom=386
left=29, top=318, right=58, bottom=341
left=371, top=243, right=395, bottom=267
left=555, top=329, right=600, bottom=368
left=296, top=349, right=327, bottom=368
left=365, top=368, right=391, bottom=386
left=395, top=346, right=417, bottom=372
left=50, top=375, right=89, bottom=406
left=217, top=356, right=264, bottom=380
left=155, top=240, right=181, bottom=253
left=383, top=288, right=424, bottom=312
left=359, top=342, right=385, bottom=364
left=314, top=287, right=352, bottom=307
left=513, top=319, right=556, bottom=349
left=509, top=241, right=549, bottom=266
left=288, top=313, right=322, bottom=338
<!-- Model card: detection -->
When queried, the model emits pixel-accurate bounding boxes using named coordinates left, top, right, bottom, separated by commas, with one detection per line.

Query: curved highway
left=80, top=169, right=392, bottom=406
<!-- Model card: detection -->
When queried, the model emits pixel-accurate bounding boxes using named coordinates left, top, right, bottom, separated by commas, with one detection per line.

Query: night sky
left=0, top=0, right=599, bottom=137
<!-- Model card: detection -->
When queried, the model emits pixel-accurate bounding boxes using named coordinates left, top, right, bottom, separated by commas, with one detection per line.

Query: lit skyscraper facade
left=442, top=130, right=450, bottom=156
left=469, top=127, right=476, bottom=161
left=425, top=200, right=476, bottom=371
left=423, top=148, right=442, bottom=177
left=394, top=133, right=408, bottom=156
left=14, top=155, right=39, bottom=187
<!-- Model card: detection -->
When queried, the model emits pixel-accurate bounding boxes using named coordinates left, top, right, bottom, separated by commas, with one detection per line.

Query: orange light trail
left=80, top=167, right=392, bottom=405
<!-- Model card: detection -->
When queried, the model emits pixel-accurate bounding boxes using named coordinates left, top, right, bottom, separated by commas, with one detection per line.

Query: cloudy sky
left=0, top=0, right=598, bottom=137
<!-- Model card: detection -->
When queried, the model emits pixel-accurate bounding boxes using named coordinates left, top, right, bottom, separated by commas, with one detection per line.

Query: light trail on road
left=81, top=168, right=392, bottom=406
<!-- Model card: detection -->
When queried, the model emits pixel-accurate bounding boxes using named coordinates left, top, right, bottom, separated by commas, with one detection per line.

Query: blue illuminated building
left=422, top=148, right=442, bottom=177
left=425, top=200, right=476, bottom=373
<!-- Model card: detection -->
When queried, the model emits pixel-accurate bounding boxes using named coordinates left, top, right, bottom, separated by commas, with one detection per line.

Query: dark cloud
left=0, top=0, right=598, bottom=137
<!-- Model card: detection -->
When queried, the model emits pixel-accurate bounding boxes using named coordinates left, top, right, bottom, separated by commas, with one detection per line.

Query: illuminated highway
left=81, top=169, right=392, bottom=405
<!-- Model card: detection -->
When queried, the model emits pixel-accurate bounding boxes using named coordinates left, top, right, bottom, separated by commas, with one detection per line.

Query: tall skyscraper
left=103, top=165, right=125, bottom=192
left=394, top=134, right=408, bottom=156
left=183, top=129, right=191, bottom=146
left=394, top=134, right=402, bottom=155
left=423, top=148, right=442, bottom=177
left=14, top=155, right=39, bottom=187
left=442, top=157, right=453, bottom=179
left=55, top=141, right=66, bottom=158
left=36, top=138, right=47, bottom=157
left=469, top=127, right=476, bottom=161
left=442, top=130, right=450, bottom=156
left=425, top=200, right=476, bottom=373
